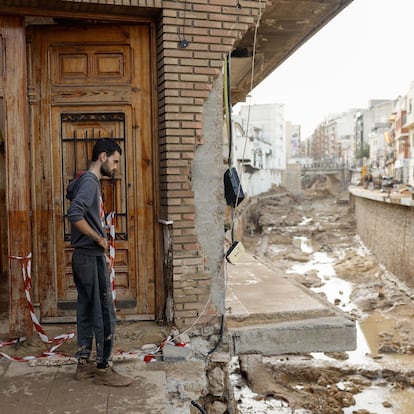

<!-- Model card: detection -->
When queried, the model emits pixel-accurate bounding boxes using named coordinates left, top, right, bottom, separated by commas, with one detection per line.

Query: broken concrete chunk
left=162, top=344, right=193, bottom=361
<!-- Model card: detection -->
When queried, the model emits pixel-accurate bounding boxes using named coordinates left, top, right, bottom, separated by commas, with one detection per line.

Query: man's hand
left=105, top=254, right=111, bottom=268
left=73, top=219, right=108, bottom=249
left=97, top=236, right=108, bottom=250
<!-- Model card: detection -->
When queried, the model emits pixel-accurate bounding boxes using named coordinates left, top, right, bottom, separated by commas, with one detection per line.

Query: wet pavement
left=0, top=356, right=206, bottom=414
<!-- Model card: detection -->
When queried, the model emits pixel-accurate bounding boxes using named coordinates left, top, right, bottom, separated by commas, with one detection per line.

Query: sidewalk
left=0, top=356, right=205, bottom=414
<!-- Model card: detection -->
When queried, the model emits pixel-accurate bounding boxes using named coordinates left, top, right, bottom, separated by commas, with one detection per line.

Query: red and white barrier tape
left=106, top=212, right=117, bottom=309
left=113, top=334, right=191, bottom=363
left=2, top=253, right=74, bottom=361
left=0, top=338, right=32, bottom=361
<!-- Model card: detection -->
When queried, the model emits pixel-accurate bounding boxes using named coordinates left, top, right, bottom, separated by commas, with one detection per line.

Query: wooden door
left=28, top=24, right=156, bottom=320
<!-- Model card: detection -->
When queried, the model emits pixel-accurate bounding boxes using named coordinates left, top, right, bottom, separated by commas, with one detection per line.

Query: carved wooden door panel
left=28, top=25, right=155, bottom=320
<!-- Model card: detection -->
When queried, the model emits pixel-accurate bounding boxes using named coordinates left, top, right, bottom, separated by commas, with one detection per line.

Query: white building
left=364, top=99, right=395, bottom=176
left=368, top=122, right=389, bottom=176
left=405, top=81, right=414, bottom=186
left=285, top=121, right=301, bottom=160
left=232, top=103, right=286, bottom=197
left=331, top=111, right=357, bottom=167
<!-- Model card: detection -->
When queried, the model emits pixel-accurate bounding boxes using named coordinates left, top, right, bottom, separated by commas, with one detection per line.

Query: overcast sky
left=245, top=0, right=414, bottom=138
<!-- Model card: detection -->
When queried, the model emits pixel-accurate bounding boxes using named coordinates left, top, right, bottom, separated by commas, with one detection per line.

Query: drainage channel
left=231, top=234, right=414, bottom=413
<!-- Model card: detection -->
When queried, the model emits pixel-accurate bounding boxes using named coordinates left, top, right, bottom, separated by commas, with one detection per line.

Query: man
left=66, top=138, right=132, bottom=387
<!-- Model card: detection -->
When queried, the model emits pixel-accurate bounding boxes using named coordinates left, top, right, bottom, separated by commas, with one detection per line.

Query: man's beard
left=100, top=161, right=114, bottom=178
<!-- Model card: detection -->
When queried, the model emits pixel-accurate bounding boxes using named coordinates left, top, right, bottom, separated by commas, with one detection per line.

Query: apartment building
left=405, top=82, right=414, bottom=186
left=232, top=103, right=286, bottom=196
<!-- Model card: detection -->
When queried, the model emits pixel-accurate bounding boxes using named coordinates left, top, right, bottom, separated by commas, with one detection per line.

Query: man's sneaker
left=94, top=366, right=133, bottom=387
left=75, top=360, right=97, bottom=381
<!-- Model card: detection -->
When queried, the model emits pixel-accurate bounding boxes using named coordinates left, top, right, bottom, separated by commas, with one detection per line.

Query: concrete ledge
left=349, top=184, right=414, bottom=292
left=226, top=252, right=356, bottom=355
left=229, top=316, right=356, bottom=355
left=349, top=185, right=414, bottom=207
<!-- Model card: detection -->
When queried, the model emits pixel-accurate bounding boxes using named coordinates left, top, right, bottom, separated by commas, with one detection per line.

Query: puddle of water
left=292, top=236, right=313, bottom=253
left=230, top=357, right=292, bottom=414
left=287, top=251, right=336, bottom=278
left=287, top=250, right=356, bottom=313
left=268, top=245, right=288, bottom=254
left=358, top=311, right=395, bottom=354
left=343, top=386, right=394, bottom=414
left=391, top=388, right=414, bottom=414
left=298, top=216, right=313, bottom=226
left=312, top=276, right=354, bottom=312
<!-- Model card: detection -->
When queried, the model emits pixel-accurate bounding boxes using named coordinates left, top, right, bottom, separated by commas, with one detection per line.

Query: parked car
left=381, top=176, right=401, bottom=190
left=382, top=176, right=393, bottom=187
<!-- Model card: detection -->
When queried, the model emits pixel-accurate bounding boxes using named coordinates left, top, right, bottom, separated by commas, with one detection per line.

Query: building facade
left=405, top=81, right=414, bottom=186
left=0, top=0, right=261, bottom=338
left=232, top=103, right=286, bottom=196
left=0, top=0, right=353, bottom=341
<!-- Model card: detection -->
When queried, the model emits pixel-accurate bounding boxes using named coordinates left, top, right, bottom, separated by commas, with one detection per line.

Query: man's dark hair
left=91, top=138, right=122, bottom=161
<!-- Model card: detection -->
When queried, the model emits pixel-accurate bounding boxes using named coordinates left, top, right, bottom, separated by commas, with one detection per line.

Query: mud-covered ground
left=234, top=186, right=414, bottom=414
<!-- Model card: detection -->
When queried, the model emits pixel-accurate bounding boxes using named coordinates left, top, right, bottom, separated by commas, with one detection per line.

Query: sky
left=244, top=0, right=414, bottom=138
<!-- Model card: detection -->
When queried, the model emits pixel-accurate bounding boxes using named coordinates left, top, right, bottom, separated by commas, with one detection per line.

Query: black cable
left=206, top=314, right=224, bottom=356
left=224, top=53, right=233, bottom=167
left=177, top=0, right=189, bottom=48
left=191, top=400, right=207, bottom=414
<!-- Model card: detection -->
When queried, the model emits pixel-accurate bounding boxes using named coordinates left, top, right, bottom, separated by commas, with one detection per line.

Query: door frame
left=26, top=19, right=162, bottom=322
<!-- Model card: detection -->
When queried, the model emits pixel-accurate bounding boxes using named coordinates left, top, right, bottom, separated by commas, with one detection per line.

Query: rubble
left=234, top=187, right=414, bottom=413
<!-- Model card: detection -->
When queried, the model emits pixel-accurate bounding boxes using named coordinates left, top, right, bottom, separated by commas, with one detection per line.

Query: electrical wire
left=210, top=1, right=264, bottom=356
left=177, top=0, right=189, bottom=47
left=191, top=400, right=208, bottom=414
left=164, top=0, right=265, bottom=358
left=238, top=0, right=264, bottom=182
left=170, top=259, right=225, bottom=344
left=224, top=53, right=241, bottom=244
left=224, top=54, right=233, bottom=168
left=206, top=313, right=224, bottom=355
left=226, top=0, right=264, bottom=235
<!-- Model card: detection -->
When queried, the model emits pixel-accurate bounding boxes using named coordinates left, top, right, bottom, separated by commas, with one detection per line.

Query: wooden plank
left=0, top=17, right=32, bottom=337
left=51, top=87, right=132, bottom=104
left=159, top=220, right=174, bottom=322
left=147, top=21, right=163, bottom=321
left=28, top=28, right=58, bottom=317
left=0, top=6, right=156, bottom=22
left=0, top=36, right=7, bottom=317
left=130, top=24, right=156, bottom=315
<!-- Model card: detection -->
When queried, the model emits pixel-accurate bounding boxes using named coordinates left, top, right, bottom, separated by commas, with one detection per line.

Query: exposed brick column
left=157, top=0, right=264, bottom=326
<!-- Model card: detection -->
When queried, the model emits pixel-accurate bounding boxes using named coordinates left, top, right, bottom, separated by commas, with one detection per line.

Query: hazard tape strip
left=106, top=212, right=117, bottom=309
left=113, top=335, right=191, bottom=363
left=2, top=253, right=74, bottom=362
left=0, top=338, right=32, bottom=361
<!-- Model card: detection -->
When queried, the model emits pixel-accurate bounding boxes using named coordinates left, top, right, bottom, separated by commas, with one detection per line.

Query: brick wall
left=353, top=195, right=414, bottom=291
left=156, top=1, right=265, bottom=327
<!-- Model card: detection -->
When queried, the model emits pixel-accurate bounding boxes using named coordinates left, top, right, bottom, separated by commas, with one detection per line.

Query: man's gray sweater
left=66, top=171, right=106, bottom=256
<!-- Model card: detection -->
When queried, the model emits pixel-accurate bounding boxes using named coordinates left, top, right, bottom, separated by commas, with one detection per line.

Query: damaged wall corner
left=193, top=73, right=226, bottom=314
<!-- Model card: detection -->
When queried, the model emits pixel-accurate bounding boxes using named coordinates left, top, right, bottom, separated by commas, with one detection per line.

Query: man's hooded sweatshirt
left=66, top=171, right=106, bottom=256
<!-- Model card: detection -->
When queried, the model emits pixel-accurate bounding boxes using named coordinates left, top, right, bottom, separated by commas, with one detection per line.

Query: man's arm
left=72, top=219, right=108, bottom=250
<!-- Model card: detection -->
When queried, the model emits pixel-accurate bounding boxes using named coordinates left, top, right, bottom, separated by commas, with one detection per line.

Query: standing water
left=231, top=204, right=414, bottom=413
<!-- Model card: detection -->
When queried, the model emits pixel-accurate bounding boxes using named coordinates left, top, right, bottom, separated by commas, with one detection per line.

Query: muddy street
left=232, top=187, right=414, bottom=414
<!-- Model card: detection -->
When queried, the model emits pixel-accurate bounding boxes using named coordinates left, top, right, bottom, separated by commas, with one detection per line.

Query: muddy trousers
left=72, top=251, right=116, bottom=368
